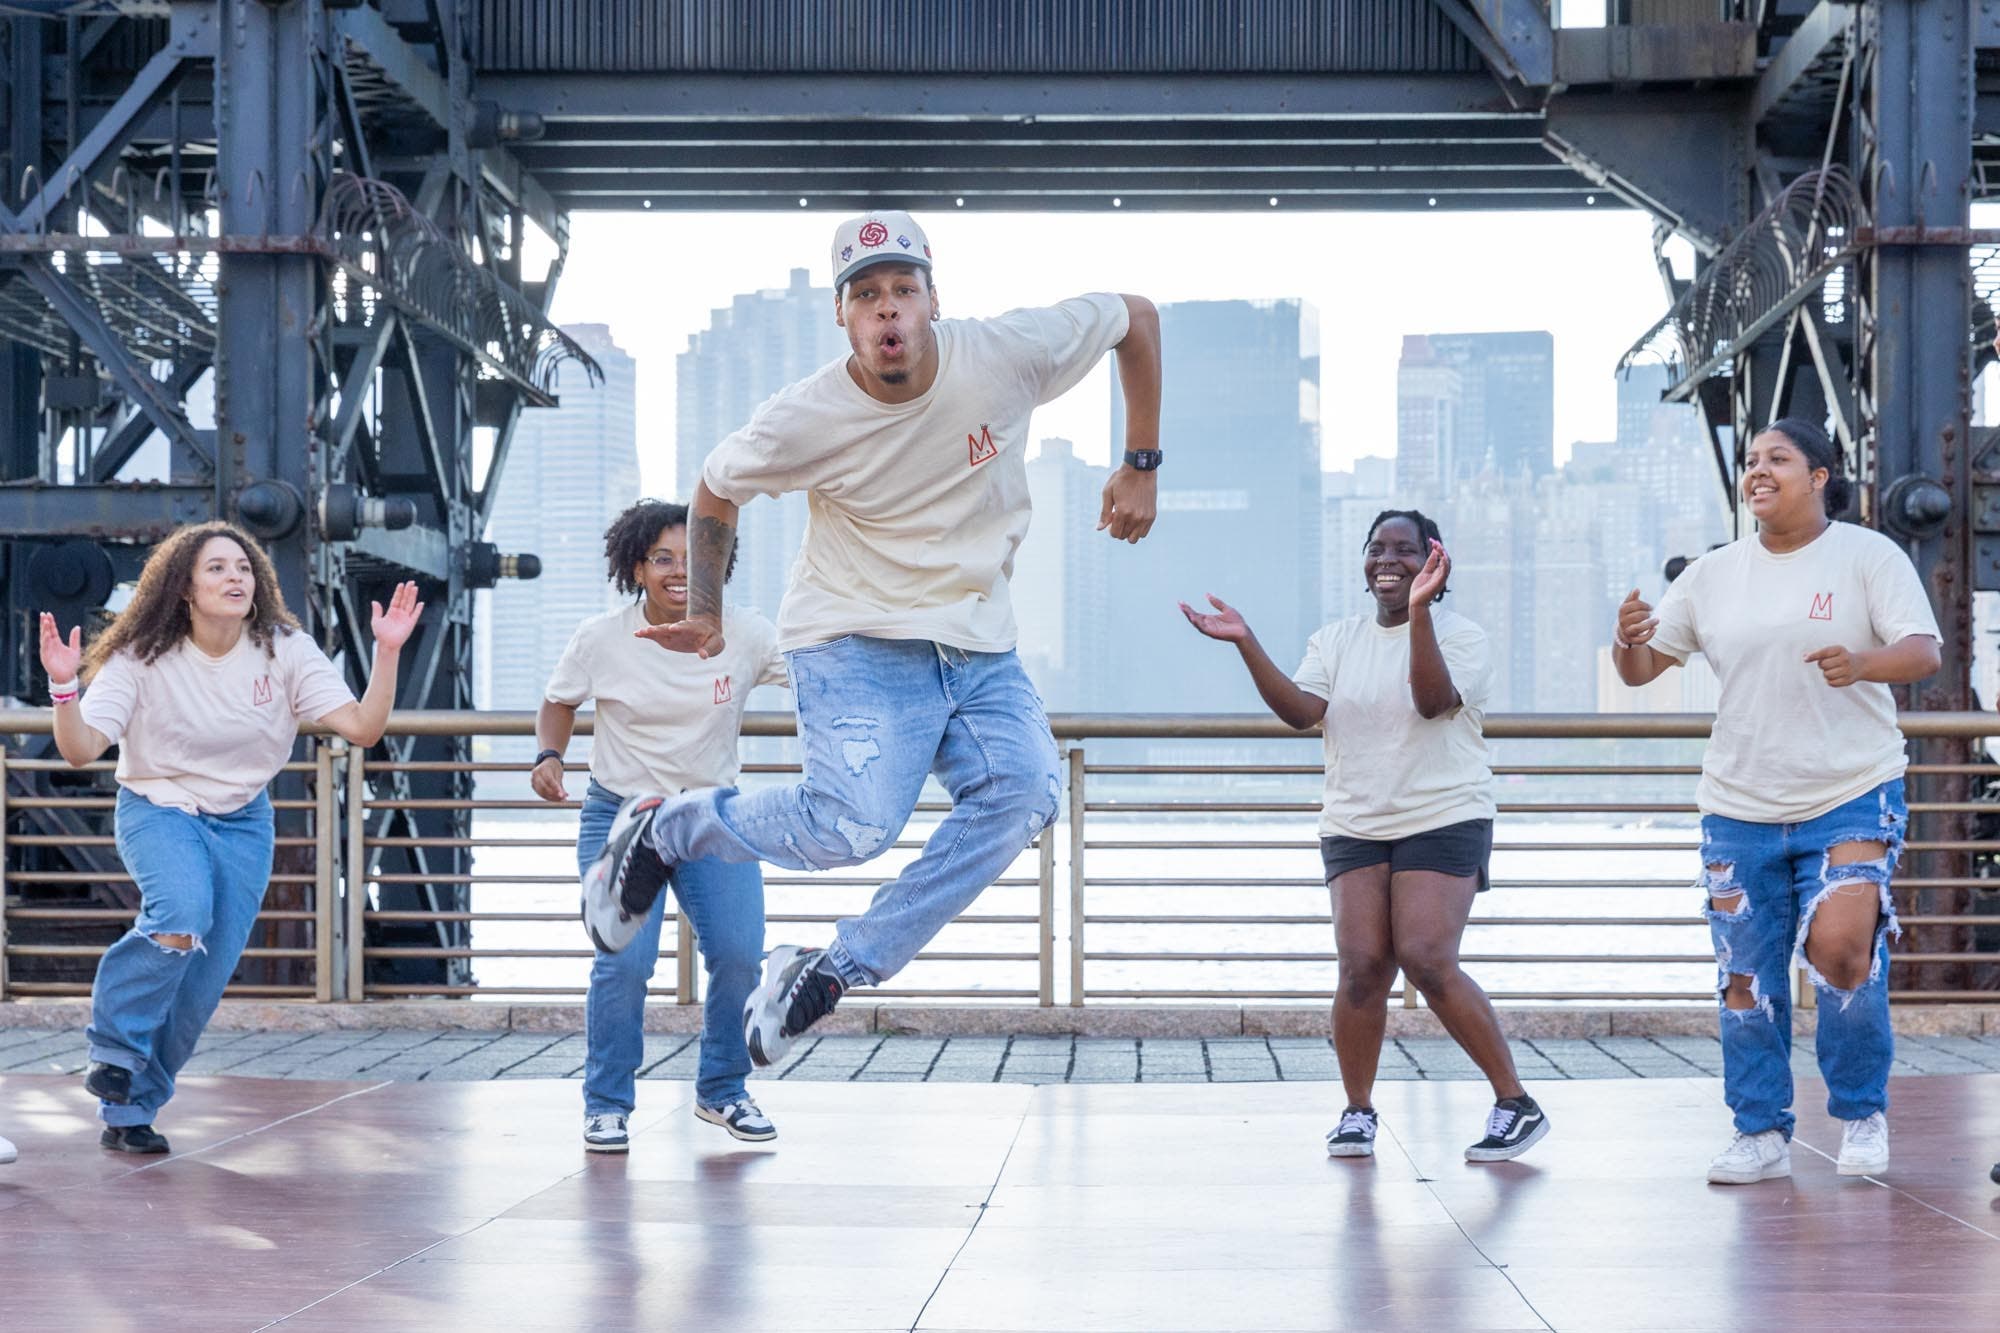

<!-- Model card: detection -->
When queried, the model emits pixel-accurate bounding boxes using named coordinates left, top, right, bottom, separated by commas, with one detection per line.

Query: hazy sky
left=545, top=207, right=1677, bottom=496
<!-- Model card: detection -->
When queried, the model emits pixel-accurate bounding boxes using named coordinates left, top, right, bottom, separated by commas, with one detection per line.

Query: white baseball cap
left=831, top=211, right=933, bottom=290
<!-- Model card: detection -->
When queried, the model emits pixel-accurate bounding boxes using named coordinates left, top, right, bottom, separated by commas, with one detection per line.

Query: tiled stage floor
left=1, top=1071, right=1996, bottom=1331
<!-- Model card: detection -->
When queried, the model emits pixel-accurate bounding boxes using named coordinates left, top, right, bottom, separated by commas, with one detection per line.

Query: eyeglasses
left=643, top=552, right=689, bottom=572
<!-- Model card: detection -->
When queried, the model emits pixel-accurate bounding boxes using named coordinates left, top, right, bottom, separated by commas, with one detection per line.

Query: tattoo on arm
left=688, top=514, right=736, bottom=623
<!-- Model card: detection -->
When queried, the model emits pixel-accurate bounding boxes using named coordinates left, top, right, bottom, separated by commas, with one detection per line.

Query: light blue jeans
left=87, top=789, right=275, bottom=1128
left=579, top=780, right=764, bottom=1114
left=646, top=636, right=1062, bottom=988
left=1699, top=779, right=1907, bottom=1138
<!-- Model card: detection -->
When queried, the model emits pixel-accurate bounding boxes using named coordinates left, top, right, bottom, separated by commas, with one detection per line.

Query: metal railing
left=4, top=710, right=1998, bottom=1007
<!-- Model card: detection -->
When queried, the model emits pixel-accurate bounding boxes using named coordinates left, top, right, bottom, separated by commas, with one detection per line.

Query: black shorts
left=1319, top=819, right=1494, bottom=893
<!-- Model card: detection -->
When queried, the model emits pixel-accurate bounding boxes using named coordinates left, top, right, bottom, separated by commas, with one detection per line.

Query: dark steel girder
left=513, top=141, right=1565, bottom=172
left=0, top=481, right=212, bottom=540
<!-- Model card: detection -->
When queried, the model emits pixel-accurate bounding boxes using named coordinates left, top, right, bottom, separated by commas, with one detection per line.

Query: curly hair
left=603, top=498, right=737, bottom=597
left=1365, top=508, right=1448, bottom=604
left=82, top=522, right=299, bottom=681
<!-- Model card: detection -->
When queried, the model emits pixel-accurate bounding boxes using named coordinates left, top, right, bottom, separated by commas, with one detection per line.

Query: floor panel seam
left=905, top=1090, right=1032, bottom=1331
left=1789, top=1137, right=2000, bottom=1242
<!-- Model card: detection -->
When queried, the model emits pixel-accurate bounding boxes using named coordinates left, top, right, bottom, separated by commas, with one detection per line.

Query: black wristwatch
left=533, top=748, right=563, bottom=768
left=1123, top=448, right=1164, bottom=472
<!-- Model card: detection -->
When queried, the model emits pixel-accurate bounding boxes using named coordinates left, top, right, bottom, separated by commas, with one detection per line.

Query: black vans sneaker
left=85, top=1061, right=132, bottom=1105
left=100, top=1124, right=169, bottom=1155
left=1326, top=1105, right=1379, bottom=1158
left=742, top=945, right=845, bottom=1067
left=1465, top=1095, right=1549, bottom=1162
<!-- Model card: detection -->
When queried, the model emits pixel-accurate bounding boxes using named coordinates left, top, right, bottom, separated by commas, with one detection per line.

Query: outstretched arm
left=1099, top=295, right=1161, bottom=544
left=637, top=481, right=737, bottom=658
left=1179, top=595, right=1328, bottom=731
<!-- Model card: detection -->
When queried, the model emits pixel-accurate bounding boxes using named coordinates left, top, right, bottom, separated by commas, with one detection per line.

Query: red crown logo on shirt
left=1808, top=593, right=1834, bottom=621
left=713, top=675, right=733, bottom=705
left=968, top=424, right=997, bottom=467
left=251, top=676, right=273, bottom=706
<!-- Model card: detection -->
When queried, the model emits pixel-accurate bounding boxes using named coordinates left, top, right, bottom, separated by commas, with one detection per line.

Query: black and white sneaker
left=99, top=1124, right=169, bottom=1155
left=742, top=945, right=845, bottom=1068
left=1326, top=1105, right=1379, bottom=1158
left=580, top=794, right=671, bottom=954
left=1464, top=1095, right=1549, bottom=1162
left=695, top=1098, right=777, bottom=1142
left=582, top=1112, right=629, bottom=1153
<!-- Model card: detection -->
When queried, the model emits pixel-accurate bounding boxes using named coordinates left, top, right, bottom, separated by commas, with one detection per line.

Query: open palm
left=1410, top=541, right=1450, bottom=608
left=1180, top=594, right=1251, bottom=643
left=38, top=612, right=82, bottom=681
left=371, top=581, right=425, bottom=650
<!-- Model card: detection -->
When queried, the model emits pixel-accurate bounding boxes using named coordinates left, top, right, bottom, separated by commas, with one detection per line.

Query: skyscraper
left=479, top=323, right=640, bottom=743
left=1398, top=331, right=1555, bottom=493
left=1106, top=298, right=1322, bottom=712
left=676, top=268, right=849, bottom=617
left=1015, top=439, right=1110, bottom=712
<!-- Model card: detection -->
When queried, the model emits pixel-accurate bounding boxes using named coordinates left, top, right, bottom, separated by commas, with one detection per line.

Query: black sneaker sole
left=1465, top=1115, right=1550, bottom=1163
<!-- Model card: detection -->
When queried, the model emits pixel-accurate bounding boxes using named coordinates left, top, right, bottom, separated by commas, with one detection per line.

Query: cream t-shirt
left=701, top=293, right=1131, bottom=653
left=1649, top=521, right=1941, bottom=822
left=543, top=603, right=787, bottom=797
left=1291, top=608, right=1497, bottom=840
left=80, top=629, right=356, bottom=815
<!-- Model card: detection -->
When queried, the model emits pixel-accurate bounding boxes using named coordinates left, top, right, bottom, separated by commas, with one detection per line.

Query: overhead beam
left=0, top=482, right=212, bottom=539
left=481, top=73, right=1528, bottom=123
left=515, top=142, right=1567, bottom=172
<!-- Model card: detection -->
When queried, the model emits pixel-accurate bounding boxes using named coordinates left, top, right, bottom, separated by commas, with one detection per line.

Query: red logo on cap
left=857, top=221, right=889, bottom=247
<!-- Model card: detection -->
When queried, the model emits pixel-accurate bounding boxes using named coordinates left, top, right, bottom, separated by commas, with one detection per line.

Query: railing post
left=313, top=738, right=339, bottom=1002
left=1067, top=744, right=1086, bottom=1008
left=1037, top=823, right=1055, bottom=1006
left=675, top=908, right=697, bottom=1005
left=345, top=743, right=368, bottom=1002
left=0, top=743, right=10, bottom=1002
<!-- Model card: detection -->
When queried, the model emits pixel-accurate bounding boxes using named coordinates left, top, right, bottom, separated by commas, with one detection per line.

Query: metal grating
left=474, top=0, right=1486, bottom=74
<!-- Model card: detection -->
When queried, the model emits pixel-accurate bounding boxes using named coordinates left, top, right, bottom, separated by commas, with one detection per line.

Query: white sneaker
left=1837, top=1112, right=1889, bottom=1177
left=582, top=1112, right=629, bottom=1153
left=0, top=1133, right=16, bottom=1165
left=1707, top=1129, right=1790, bottom=1185
left=695, top=1098, right=777, bottom=1143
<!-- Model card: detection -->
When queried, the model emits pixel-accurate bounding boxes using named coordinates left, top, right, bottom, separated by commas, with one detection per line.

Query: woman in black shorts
left=1182, top=509, right=1546, bottom=1162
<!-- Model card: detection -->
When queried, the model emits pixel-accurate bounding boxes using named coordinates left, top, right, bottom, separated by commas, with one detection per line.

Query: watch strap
left=1123, top=448, right=1163, bottom=471
left=533, top=748, right=563, bottom=767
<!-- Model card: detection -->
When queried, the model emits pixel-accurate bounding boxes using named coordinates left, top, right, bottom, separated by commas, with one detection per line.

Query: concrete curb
left=5, top=997, right=1997, bottom=1038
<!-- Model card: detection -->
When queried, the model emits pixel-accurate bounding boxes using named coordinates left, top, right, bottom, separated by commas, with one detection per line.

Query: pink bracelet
left=48, top=677, right=78, bottom=705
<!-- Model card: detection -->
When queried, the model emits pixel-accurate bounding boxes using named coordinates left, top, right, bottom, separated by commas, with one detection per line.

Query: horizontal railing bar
left=4, top=982, right=313, bottom=997
left=7, top=871, right=317, bottom=885
left=1083, top=877, right=1697, bottom=889
left=7, top=945, right=315, bottom=959
left=1081, top=913, right=2000, bottom=927
left=359, top=984, right=1038, bottom=997
left=1084, top=951, right=1716, bottom=964
left=7, top=796, right=317, bottom=811
left=1082, top=989, right=1711, bottom=1000
left=3, top=908, right=317, bottom=922
left=358, top=911, right=1038, bottom=926
left=5, top=835, right=316, bottom=849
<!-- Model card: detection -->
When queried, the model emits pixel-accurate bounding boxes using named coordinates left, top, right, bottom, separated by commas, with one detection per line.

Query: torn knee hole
left=1826, top=838, right=1888, bottom=867
left=1721, top=973, right=1759, bottom=1010
left=148, top=932, right=197, bottom=953
left=1706, top=872, right=1747, bottom=915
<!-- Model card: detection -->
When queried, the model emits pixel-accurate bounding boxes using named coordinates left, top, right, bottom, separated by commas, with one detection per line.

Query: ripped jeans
left=646, top=636, right=1062, bottom=988
left=1699, top=779, right=1906, bottom=1138
left=87, top=788, right=275, bottom=1127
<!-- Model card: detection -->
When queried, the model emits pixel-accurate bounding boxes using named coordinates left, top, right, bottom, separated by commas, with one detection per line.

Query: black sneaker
left=1326, top=1105, right=1379, bottom=1158
left=580, top=793, right=671, bottom=953
left=100, top=1124, right=170, bottom=1155
left=85, top=1061, right=132, bottom=1105
left=1465, top=1095, right=1549, bottom=1162
left=742, top=945, right=845, bottom=1067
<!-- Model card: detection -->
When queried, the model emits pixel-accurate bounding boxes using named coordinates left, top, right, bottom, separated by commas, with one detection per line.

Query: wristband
left=48, top=677, right=79, bottom=704
left=1612, top=638, right=1633, bottom=651
left=533, top=748, right=563, bottom=767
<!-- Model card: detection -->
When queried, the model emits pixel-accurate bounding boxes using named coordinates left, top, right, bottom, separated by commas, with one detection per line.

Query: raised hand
left=38, top=612, right=82, bottom=682
left=1410, top=539, right=1450, bottom=609
left=636, top=617, right=727, bottom=658
left=1616, top=588, right=1658, bottom=648
left=1805, top=645, right=1867, bottom=688
left=370, top=581, right=425, bottom=651
left=1179, top=594, right=1251, bottom=643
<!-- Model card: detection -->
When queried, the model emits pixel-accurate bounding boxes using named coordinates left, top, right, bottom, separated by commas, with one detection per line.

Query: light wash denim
left=579, top=779, right=763, bottom=1113
left=87, top=788, right=275, bottom=1128
left=1699, top=778, right=1907, bottom=1138
left=647, top=636, right=1062, bottom=988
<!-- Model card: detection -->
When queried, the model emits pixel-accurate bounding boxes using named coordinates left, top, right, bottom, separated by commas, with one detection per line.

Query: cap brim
left=833, top=254, right=933, bottom=290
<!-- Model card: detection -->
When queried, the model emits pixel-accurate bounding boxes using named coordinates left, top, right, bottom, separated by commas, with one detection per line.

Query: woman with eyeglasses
left=533, top=499, right=787, bottom=1151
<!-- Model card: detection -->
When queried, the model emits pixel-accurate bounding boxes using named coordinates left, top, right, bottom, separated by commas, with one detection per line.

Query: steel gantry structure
left=2, top=0, right=1995, bottom=990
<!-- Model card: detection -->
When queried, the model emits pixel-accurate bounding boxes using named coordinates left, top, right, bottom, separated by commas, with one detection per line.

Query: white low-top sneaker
left=696, top=1099, right=777, bottom=1142
left=1707, top=1129, right=1790, bottom=1184
left=582, top=1112, right=629, bottom=1153
left=1837, top=1112, right=1889, bottom=1177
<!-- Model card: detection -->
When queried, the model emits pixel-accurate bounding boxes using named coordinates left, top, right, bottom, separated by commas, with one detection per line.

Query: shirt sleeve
left=988, top=294, right=1131, bottom=406
left=1291, top=628, right=1332, bottom=700
left=1865, top=535, right=1943, bottom=645
left=78, top=651, right=138, bottom=744
left=700, top=376, right=841, bottom=506
left=751, top=619, right=790, bottom=689
left=1439, top=620, right=1494, bottom=718
left=1647, top=569, right=1700, bottom=664
left=283, top=633, right=359, bottom=723
left=543, top=621, right=595, bottom=706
